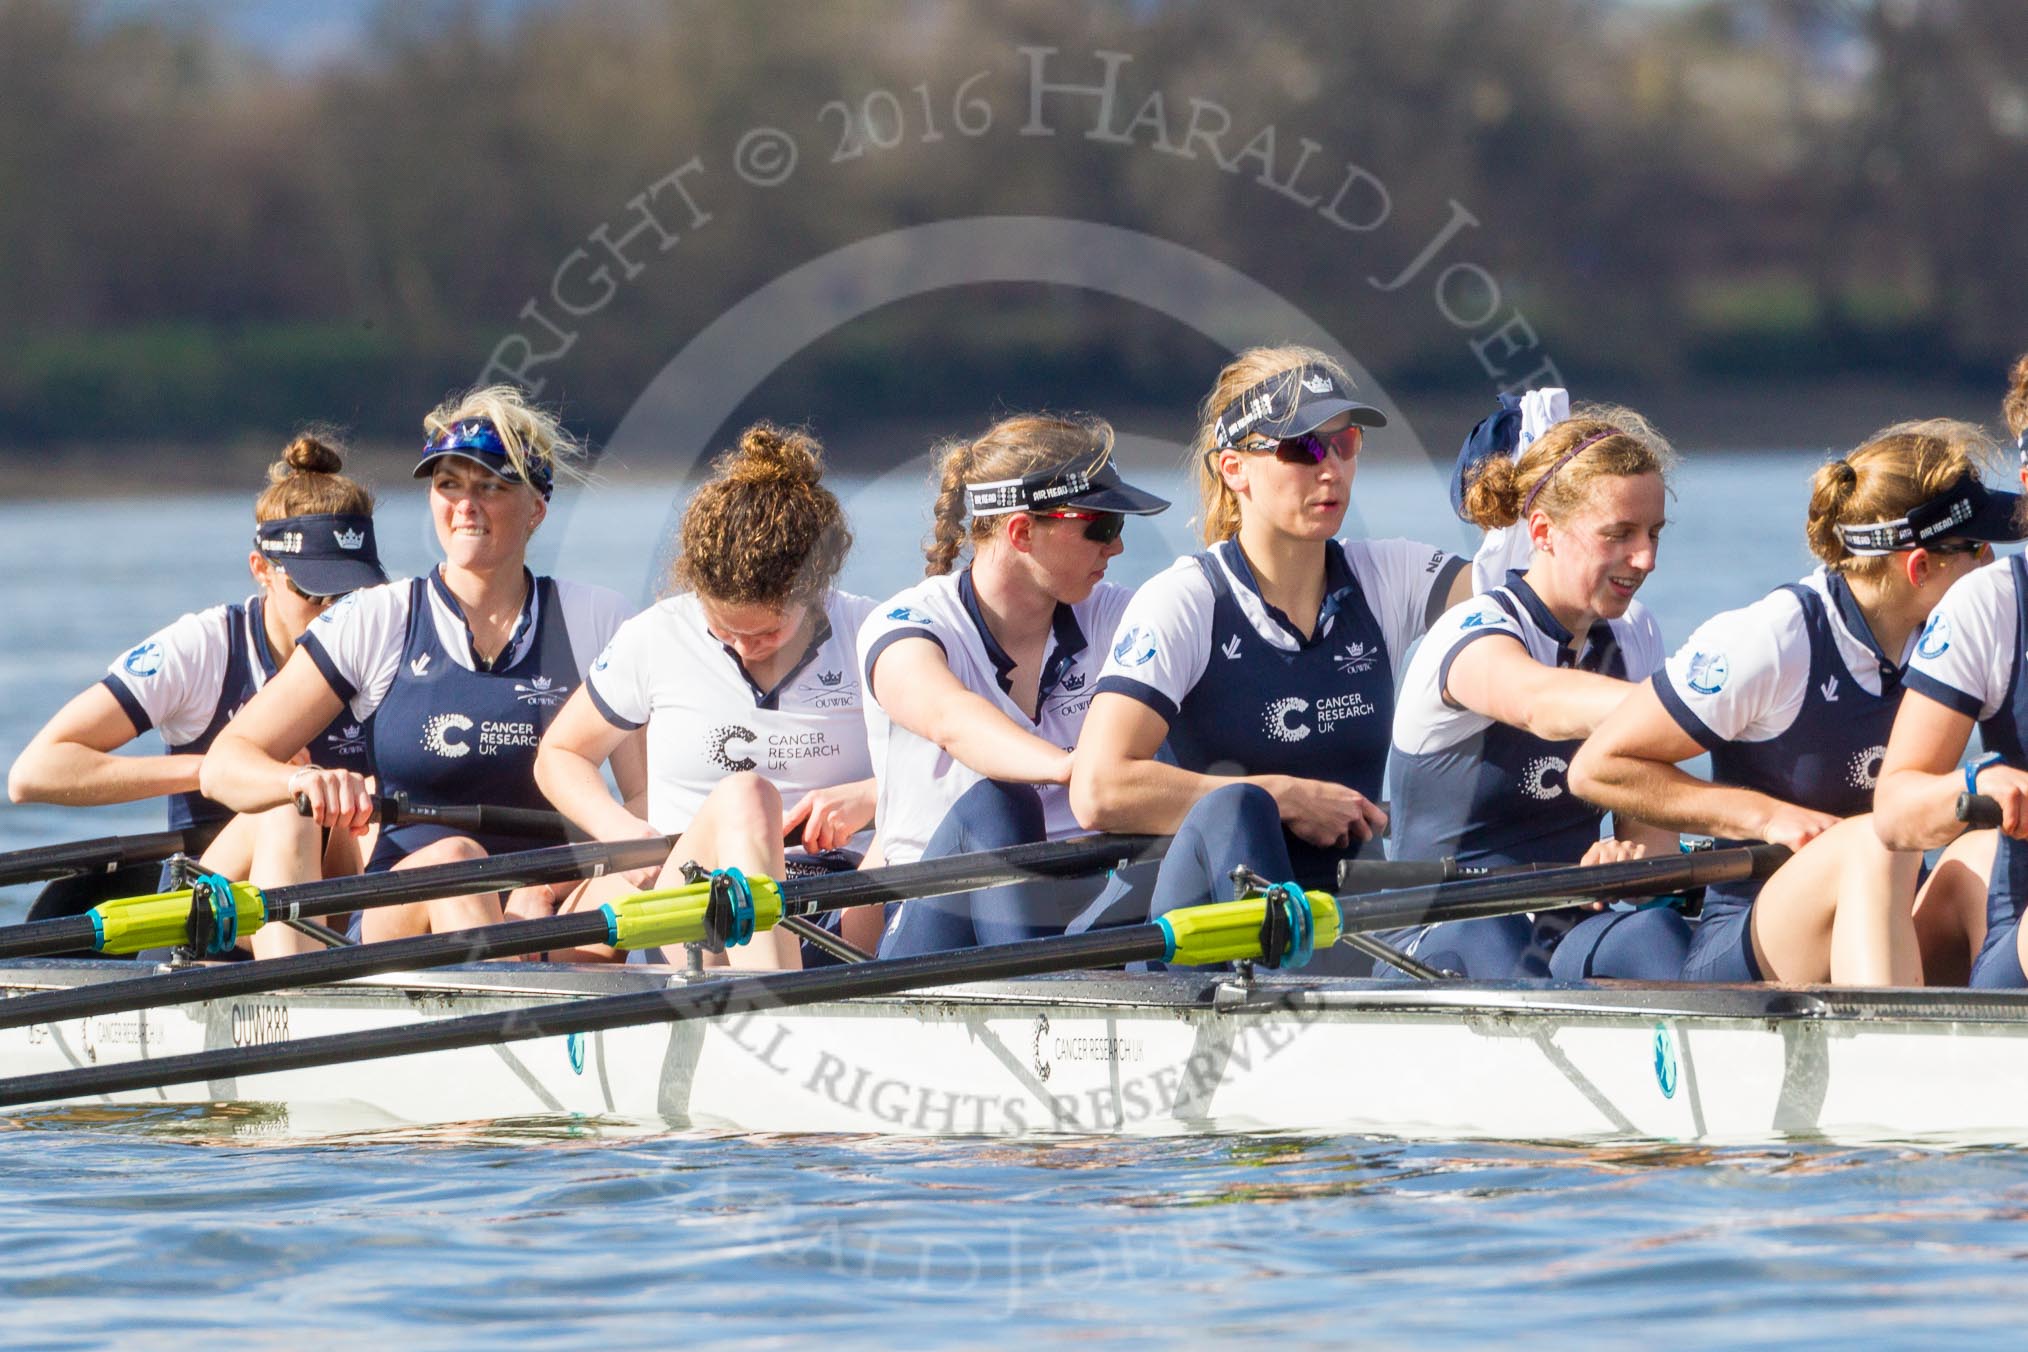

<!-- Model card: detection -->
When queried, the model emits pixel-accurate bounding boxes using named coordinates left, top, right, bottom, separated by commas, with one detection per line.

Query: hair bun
left=274, top=433, right=344, bottom=481
left=727, top=422, right=822, bottom=486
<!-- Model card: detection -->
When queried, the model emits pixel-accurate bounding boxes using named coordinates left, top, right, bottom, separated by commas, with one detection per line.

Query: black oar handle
left=1334, top=842, right=1789, bottom=933
left=1959, top=793, right=2003, bottom=829
left=293, top=791, right=573, bottom=841
left=1336, top=857, right=1553, bottom=890
left=0, top=829, right=193, bottom=888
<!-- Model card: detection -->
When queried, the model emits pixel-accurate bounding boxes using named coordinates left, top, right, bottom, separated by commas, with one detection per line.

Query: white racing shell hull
left=3, top=961, right=2027, bottom=1143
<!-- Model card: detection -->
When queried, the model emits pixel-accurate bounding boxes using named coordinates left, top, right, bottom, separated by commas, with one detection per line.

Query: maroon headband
left=1520, top=429, right=1621, bottom=519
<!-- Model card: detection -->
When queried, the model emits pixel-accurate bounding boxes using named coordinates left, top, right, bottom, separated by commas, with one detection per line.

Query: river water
left=0, top=449, right=2018, bottom=1347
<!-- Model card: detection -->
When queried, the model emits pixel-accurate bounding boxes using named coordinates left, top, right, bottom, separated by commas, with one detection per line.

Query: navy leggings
left=877, top=780, right=1103, bottom=957
left=1139, top=783, right=1371, bottom=975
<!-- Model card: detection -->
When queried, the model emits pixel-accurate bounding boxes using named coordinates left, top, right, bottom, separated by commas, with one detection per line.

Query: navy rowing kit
left=1904, top=555, right=2028, bottom=987
left=104, top=595, right=374, bottom=838
left=1091, top=537, right=1465, bottom=953
left=1383, top=573, right=1679, bottom=978
left=300, top=568, right=630, bottom=870
left=1659, top=570, right=1909, bottom=982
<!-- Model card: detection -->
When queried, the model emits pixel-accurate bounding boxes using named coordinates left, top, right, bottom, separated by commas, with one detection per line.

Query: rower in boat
left=1070, top=346, right=1469, bottom=968
left=534, top=422, right=881, bottom=970
left=1874, top=369, right=2028, bottom=987
left=1387, top=407, right=1684, bottom=979
left=863, top=415, right=1170, bottom=955
left=1573, top=421, right=2021, bottom=985
left=200, top=386, right=634, bottom=946
left=6, top=434, right=387, bottom=957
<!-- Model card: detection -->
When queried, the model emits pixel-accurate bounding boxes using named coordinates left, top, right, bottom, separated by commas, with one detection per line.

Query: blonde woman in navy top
left=203, top=386, right=635, bottom=946
left=1072, top=345, right=1469, bottom=955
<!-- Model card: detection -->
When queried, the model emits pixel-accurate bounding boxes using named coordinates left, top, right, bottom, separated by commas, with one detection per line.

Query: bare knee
left=392, top=835, right=490, bottom=870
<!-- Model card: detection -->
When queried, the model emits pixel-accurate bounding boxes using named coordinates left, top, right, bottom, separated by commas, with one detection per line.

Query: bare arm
left=1444, top=633, right=1634, bottom=742
left=199, top=650, right=370, bottom=832
left=7, top=683, right=199, bottom=806
left=1443, top=562, right=1475, bottom=611
left=533, top=688, right=658, bottom=843
left=1068, top=691, right=1385, bottom=847
left=1568, top=681, right=1838, bottom=850
left=870, top=637, right=1073, bottom=786
left=1872, top=690, right=2009, bottom=850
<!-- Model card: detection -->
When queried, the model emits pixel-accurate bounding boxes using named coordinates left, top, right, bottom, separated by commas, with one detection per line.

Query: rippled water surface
left=0, top=455, right=2016, bottom=1345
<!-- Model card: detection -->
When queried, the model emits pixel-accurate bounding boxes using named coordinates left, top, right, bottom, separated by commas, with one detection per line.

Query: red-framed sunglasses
left=1037, top=508, right=1127, bottom=543
left=1244, top=424, right=1364, bottom=465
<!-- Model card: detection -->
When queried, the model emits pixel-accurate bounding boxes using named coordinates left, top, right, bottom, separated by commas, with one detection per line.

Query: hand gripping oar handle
left=1331, top=843, right=1791, bottom=934
left=1959, top=792, right=2003, bottom=830
left=0, top=829, right=195, bottom=889
left=0, top=834, right=1171, bottom=1032
left=0, top=887, right=1333, bottom=1109
left=293, top=791, right=573, bottom=842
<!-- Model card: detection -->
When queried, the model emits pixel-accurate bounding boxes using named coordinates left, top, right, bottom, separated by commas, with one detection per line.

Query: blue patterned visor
left=413, top=420, right=554, bottom=500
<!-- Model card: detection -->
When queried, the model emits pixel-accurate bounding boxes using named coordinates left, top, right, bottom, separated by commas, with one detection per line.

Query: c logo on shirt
left=1520, top=756, right=1568, bottom=800
left=1112, top=626, right=1157, bottom=667
left=1848, top=745, right=1886, bottom=790
left=1263, top=697, right=1311, bottom=743
left=1916, top=614, right=1951, bottom=660
left=421, top=713, right=473, bottom=758
left=121, top=642, right=163, bottom=678
left=1685, top=650, right=1729, bottom=696
left=708, top=725, right=758, bottom=773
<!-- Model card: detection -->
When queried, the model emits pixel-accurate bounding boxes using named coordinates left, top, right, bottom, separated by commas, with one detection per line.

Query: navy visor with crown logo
left=255, top=513, right=387, bottom=597
left=1211, top=364, right=1388, bottom=450
left=413, top=419, right=555, bottom=500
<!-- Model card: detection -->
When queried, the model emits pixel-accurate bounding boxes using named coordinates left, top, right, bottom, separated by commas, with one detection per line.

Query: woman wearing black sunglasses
left=1577, top=420, right=2018, bottom=985
left=200, top=385, right=637, bottom=947
left=862, top=414, right=1169, bottom=956
left=8, top=433, right=388, bottom=957
left=1069, top=346, right=1470, bottom=961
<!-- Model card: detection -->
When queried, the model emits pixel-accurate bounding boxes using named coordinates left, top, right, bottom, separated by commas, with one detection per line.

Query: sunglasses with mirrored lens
left=1924, top=538, right=1991, bottom=558
left=1248, top=424, right=1363, bottom=465
left=1038, top=509, right=1126, bottom=544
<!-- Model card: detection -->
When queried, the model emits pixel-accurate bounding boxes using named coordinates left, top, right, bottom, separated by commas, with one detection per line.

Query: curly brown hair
left=673, top=422, right=851, bottom=606
left=1459, top=405, right=1675, bottom=530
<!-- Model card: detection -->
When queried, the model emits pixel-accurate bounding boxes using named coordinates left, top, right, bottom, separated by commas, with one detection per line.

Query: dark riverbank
left=3, top=376, right=2008, bottom=503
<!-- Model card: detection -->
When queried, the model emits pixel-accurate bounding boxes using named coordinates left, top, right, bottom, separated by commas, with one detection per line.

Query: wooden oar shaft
left=0, top=829, right=193, bottom=888
left=0, top=927, right=1167, bottom=1107
left=1334, top=843, right=1790, bottom=932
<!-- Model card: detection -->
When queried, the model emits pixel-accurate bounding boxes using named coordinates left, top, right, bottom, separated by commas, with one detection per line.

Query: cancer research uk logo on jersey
left=1263, top=690, right=1376, bottom=742
left=708, top=724, right=842, bottom=774
left=1112, top=626, right=1157, bottom=667
left=121, top=641, right=163, bottom=678
left=1521, top=756, right=1568, bottom=800
left=1917, top=614, right=1951, bottom=660
left=1685, top=650, right=1729, bottom=696
left=421, top=712, right=537, bottom=758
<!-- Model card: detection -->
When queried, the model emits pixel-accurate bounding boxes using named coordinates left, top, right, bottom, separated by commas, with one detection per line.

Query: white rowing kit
left=588, top=589, right=876, bottom=840
left=858, top=570, right=1131, bottom=866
